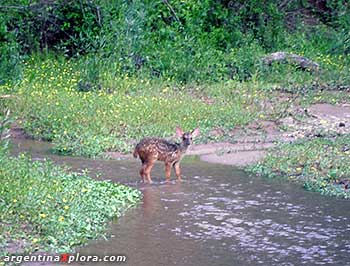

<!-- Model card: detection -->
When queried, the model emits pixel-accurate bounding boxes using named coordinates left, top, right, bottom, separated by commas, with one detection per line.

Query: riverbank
left=0, top=145, right=141, bottom=259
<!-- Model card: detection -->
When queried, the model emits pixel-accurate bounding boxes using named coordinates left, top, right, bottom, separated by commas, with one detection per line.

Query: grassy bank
left=0, top=146, right=142, bottom=257
left=1, top=56, right=265, bottom=157
left=248, top=135, right=350, bottom=198
left=1, top=50, right=349, bottom=157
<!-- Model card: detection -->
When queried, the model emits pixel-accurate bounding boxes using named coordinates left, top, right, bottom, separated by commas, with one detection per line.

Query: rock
left=262, top=52, right=320, bottom=72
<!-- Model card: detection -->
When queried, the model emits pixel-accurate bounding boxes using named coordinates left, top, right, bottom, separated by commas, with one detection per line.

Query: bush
left=0, top=16, right=22, bottom=84
left=1, top=0, right=349, bottom=83
left=1, top=0, right=102, bottom=55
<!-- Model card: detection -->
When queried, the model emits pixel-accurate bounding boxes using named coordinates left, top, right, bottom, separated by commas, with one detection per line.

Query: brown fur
left=133, top=127, right=199, bottom=183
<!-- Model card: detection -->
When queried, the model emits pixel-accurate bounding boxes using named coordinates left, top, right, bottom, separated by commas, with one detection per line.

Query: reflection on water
left=12, top=139, right=350, bottom=266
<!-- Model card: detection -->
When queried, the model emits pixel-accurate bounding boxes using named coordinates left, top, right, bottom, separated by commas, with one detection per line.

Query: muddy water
left=11, top=139, right=350, bottom=266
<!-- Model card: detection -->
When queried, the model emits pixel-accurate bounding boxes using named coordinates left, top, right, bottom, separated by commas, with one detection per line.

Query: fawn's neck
left=179, top=142, right=190, bottom=152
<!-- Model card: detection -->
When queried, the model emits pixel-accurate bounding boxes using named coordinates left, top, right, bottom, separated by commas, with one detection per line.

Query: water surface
left=11, top=139, right=350, bottom=266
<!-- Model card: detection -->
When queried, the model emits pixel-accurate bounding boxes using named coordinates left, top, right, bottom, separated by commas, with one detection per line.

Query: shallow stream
left=11, top=139, right=350, bottom=266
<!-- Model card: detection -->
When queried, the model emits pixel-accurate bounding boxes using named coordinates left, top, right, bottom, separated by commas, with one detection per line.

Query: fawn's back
left=133, top=137, right=185, bottom=164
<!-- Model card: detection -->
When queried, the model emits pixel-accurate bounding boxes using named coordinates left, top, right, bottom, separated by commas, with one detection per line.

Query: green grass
left=1, top=56, right=269, bottom=157
left=0, top=146, right=142, bottom=256
left=0, top=51, right=349, bottom=157
left=248, top=135, right=350, bottom=198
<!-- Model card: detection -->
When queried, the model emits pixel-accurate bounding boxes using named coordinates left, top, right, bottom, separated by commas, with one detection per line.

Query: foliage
left=0, top=47, right=349, bottom=157
left=0, top=149, right=142, bottom=255
left=248, top=135, right=350, bottom=198
left=4, top=56, right=263, bottom=156
left=0, top=0, right=102, bottom=54
left=0, top=16, right=22, bottom=84
left=0, top=0, right=349, bottom=83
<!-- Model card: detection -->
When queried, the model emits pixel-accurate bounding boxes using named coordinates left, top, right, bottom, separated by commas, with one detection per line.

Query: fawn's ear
left=175, top=126, right=184, bottom=137
left=191, top=128, right=200, bottom=138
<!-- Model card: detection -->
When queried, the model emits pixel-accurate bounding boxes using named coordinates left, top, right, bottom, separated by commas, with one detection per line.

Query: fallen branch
left=262, top=51, right=320, bottom=72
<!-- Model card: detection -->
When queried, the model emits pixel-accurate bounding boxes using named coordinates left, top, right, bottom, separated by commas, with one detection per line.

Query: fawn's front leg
left=173, top=162, right=182, bottom=182
left=165, top=162, right=172, bottom=182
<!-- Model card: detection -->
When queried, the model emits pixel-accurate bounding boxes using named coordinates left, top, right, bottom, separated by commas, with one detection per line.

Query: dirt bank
left=199, top=150, right=267, bottom=166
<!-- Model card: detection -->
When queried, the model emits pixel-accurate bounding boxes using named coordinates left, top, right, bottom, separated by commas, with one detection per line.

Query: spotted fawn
left=133, top=127, right=200, bottom=183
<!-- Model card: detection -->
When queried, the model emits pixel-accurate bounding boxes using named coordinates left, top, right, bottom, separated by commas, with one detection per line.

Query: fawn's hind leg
left=139, top=163, right=146, bottom=182
left=173, top=162, right=182, bottom=182
left=138, top=158, right=147, bottom=182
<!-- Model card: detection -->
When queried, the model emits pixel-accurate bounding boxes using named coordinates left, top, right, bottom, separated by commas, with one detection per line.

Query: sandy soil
left=200, top=150, right=267, bottom=166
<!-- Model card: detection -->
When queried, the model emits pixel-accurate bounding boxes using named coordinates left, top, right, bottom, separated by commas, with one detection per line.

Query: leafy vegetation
left=1, top=47, right=349, bottom=157
left=0, top=147, right=141, bottom=256
left=1, top=0, right=350, bottom=83
left=5, top=56, right=268, bottom=156
left=248, top=135, right=350, bottom=198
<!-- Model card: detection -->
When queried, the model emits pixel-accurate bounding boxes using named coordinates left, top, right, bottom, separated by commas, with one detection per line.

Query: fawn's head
left=176, top=126, right=200, bottom=146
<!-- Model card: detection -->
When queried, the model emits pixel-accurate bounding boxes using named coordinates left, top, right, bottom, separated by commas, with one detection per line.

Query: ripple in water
left=172, top=176, right=350, bottom=265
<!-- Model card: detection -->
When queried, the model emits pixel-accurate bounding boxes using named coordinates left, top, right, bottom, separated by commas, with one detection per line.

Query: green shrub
left=1, top=0, right=350, bottom=83
left=0, top=17, right=22, bottom=84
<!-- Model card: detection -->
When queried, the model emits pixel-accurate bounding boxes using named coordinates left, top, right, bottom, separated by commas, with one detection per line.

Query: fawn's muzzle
left=183, top=137, right=192, bottom=146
